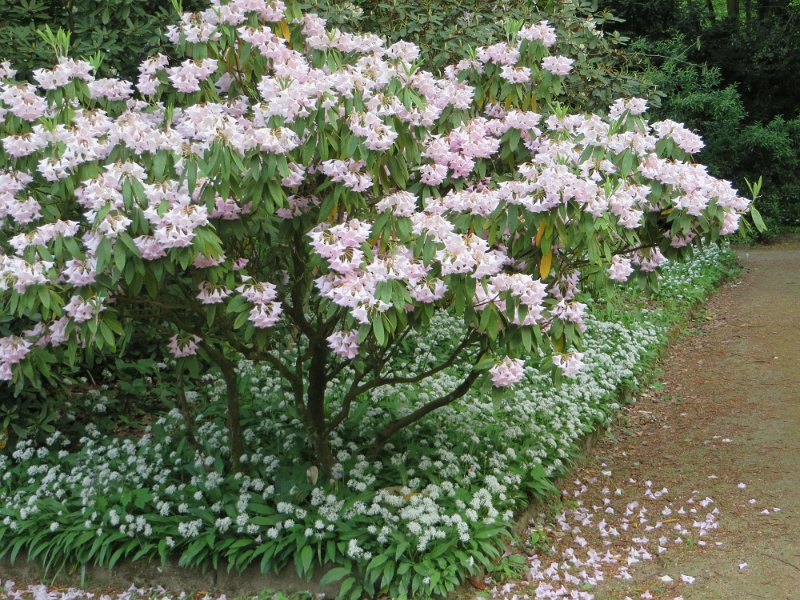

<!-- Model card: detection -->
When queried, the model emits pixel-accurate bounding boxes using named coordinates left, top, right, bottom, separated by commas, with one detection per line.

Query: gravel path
left=573, top=239, right=800, bottom=599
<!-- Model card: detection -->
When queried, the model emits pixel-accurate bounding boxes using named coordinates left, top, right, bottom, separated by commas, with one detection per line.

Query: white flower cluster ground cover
left=0, top=246, right=736, bottom=598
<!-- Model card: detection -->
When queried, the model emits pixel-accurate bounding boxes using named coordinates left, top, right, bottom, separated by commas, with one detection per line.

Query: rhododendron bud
left=169, top=334, right=201, bottom=358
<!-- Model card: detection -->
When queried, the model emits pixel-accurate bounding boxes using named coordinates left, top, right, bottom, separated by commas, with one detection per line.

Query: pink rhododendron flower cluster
left=608, top=255, right=634, bottom=283
left=327, top=330, right=360, bottom=359
left=518, top=20, right=558, bottom=47
left=541, top=55, right=575, bottom=76
left=168, top=333, right=201, bottom=358
left=490, top=356, right=526, bottom=387
left=0, top=336, right=31, bottom=381
left=552, top=352, right=584, bottom=377
left=167, top=58, right=219, bottom=93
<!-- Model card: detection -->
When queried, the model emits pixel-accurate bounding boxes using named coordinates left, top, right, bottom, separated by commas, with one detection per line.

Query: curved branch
left=326, top=328, right=477, bottom=434
left=368, top=364, right=484, bottom=457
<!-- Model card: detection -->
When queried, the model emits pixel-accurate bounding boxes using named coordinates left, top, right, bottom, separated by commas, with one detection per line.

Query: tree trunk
left=306, top=341, right=334, bottom=476
left=201, top=343, right=245, bottom=473
left=219, top=358, right=244, bottom=473
left=757, top=0, right=785, bottom=19
left=727, top=0, right=740, bottom=21
left=175, top=363, right=200, bottom=452
left=706, top=0, right=717, bottom=20
left=368, top=370, right=481, bottom=457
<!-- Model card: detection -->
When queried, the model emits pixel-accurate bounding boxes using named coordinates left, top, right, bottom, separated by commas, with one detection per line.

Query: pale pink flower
left=634, top=248, right=668, bottom=272
left=518, top=21, right=557, bottom=47
left=385, top=41, right=420, bottom=63
left=651, top=120, right=704, bottom=154
left=0, top=60, right=17, bottom=79
left=168, top=334, right=201, bottom=358
left=500, top=65, right=531, bottom=84
left=0, top=84, right=48, bottom=121
left=327, top=330, right=359, bottom=359
left=63, top=258, right=98, bottom=286
left=552, top=352, right=583, bottom=377
left=248, top=301, right=282, bottom=328
left=236, top=280, right=278, bottom=304
left=193, top=254, right=226, bottom=268
left=375, top=191, right=417, bottom=217
left=409, top=278, right=447, bottom=303
left=419, top=163, right=448, bottom=186
left=196, top=282, right=231, bottom=304
left=720, top=211, right=741, bottom=236
left=2, top=132, right=48, bottom=158
left=489, top=356, right=525, bottom=388
left=0, top=336, right=32, bottom=366
left=541, top=56, right=574, bottom=76
left=168, top=58, right=218, bottom=93
left=63, top=295, right=104, bottom=323
left=88, top=78, right=133, bottom=101
left=608, top=255, right=634, bottom=282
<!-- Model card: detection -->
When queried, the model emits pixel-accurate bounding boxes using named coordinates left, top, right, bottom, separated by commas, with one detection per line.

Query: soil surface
left=495, top=238, right=800, bottom=600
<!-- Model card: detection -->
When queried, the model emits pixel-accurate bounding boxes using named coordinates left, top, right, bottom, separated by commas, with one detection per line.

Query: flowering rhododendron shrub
left=0, top=0, right=751, bottom=473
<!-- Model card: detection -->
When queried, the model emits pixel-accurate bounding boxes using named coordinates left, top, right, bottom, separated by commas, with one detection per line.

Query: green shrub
left=305, top=0, right=651, bottom=112
left=0, top=0, right=206, bottom=80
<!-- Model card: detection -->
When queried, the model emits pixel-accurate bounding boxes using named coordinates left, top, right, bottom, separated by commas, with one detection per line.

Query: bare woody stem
left=368, top=368, right=483, bottom=457
left=326, top=330, right=478, bottom=434
left=202, top=342, right=244, bottom=473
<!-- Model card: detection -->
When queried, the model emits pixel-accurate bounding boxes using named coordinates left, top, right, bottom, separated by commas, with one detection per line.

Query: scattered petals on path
left=0, top=581, right=236, bottom=600
left=487, top=473, right=720, bottom=598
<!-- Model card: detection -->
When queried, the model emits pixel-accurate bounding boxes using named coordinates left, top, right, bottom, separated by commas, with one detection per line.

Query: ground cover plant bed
left=0, top=246, right=738, bottom=599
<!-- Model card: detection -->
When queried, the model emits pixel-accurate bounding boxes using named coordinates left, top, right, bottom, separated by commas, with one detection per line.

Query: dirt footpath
left=569, top=238, right=800, bottom=599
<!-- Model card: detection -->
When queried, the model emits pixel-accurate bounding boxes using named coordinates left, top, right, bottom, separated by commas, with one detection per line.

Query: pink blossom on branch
left=608, top=255, right=634, bottom=283
left=169, top=334, right=201, bottom=358
left=541, top=55, right=575, bottom=76
left=489, top=357, right=526, bottom=388
left=552, top=352, right=584, bottom=378
left=327, top=330, right=360, bottom=359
